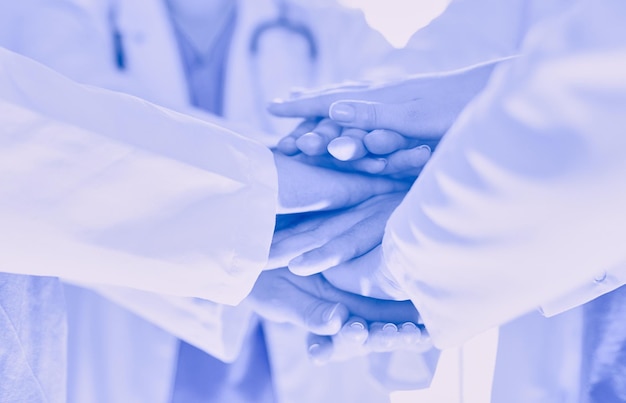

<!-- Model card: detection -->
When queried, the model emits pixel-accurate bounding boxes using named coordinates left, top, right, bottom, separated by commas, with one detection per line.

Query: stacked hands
left=247, top=61, right=499, bottom=365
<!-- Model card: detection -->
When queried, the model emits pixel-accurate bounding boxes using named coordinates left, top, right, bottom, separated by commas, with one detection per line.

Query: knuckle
left=362, top=103, right=379, bottom=128
left=313, top=275, right=334, bottom=297
left=303, top=300, right=327, bottom=330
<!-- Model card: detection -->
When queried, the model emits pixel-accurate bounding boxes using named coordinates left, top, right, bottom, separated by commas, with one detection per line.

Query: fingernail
left=308, top=343, right=321, bottom=356
left=382, top=323, right=398, bottom=332
left=401, top=322, right=418, bottom=331
left=330, top=103, right=356, bottom=122
left=328, top=137, right=365, bottom=161
left=323, top=303, right=341, bottom=322
left=296, top=132, right=326, bottom=156
left=400, top=322, right=422, bottom=344
left=277, top=137, right=299, bottom=155
left=350, top=321, right=366, bottom=330
left=365, top=158, right=387, bottom=173
left=272, top=98, right=285, bottom=104
left=417, top=145, right=431, bottom=152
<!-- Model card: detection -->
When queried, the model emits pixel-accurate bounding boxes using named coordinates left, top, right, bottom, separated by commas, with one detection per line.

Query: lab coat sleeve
left=382, top=0, right=626, bottom=349
left=382, top=0, right=571, bottom=75
left=0, top=48, right=277, bottom=305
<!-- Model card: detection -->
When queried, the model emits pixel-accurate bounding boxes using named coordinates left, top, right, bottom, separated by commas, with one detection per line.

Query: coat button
left=594, top=272, right=607, bottom=283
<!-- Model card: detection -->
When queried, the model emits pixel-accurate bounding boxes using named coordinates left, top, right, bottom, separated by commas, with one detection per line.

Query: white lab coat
left=383, top=0, right=626, bottom=401
left=376, top=2, right=586, bottom=401
left=0, top=47, right=277, bottom=302
left=0, top=45, right=278, bottom=402
left=4, top=1, right=401, bottom=402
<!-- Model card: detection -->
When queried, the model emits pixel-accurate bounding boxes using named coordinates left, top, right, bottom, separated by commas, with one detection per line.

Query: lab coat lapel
left=223, top=0, right=277, bottom=128
left=115, top=0, right=189, bottom=108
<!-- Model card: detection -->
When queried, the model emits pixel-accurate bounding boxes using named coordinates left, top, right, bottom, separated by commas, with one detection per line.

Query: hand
left=247, top=268, right=420, bottom=334
left=269, top=59, right=500, bottom=133
left=247, top=268, right=429, bottom=364
left=306, top=318, right=432, bottom=365
left=323, top=245, right=406, bottom=301
left=274, top=152, right=409, bottom=214
left=247, top=268, right=348, bottom=335
left=307, top=246, right=426, bottom=364
left=269, top=193, right=405, bottom=277
left=271, top=60, right=501, bottom=176
left=277, top=124, right=433, bottom=179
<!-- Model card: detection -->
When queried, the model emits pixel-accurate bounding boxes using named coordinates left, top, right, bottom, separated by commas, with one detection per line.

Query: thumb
left=301, top=301, right=350, bottom=335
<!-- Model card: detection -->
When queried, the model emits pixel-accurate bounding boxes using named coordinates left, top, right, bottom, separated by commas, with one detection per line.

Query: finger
left=317, top=251, right=419, bottom=323
left=270, top=83, right=377, bottom=118
left=346, top=157, right=388, bottom=174
left=363, top=129, right=419, bottom=155
left=325, top=318, right=369, bottom=362
left=274, top=153, right=409, bottom=213
left=269, top=80, right=402, bottom=118
left=272, top=191, right=403, bottom=271
left=419, top=326, right=431, bottom=346
left=283, top=153, right=383, bottom=176
left=278, top=275, right=350, bottom=335
left=276, top=119, right=320, bottom=155
left=269, top=215, right=327, bottom=268
left=288, top=211, right=386, bottom=275
left=288, top=269, right=420, bottom=324
left=268, top=228, right=325, bottom=269
left=252, top=273, right=349, bottom=335
left=271, top=212, right=324, bottom=247
left=400, top=323, right=434, bottom=353
left=271, top=217, right=326, bottom=251
left=269, top=94, right=338, bottom=118
left=270, top=210, right=370, bottom=269
left=338, top=317, right=369, bottom=345
left=307, top=333, right=334, bottom=365
left=367, top=322, right=403, bottom=352
left=329, top=100, right=406, bottom=132
left=327, top=128, right=368, bottom=161
left=295, top=119, right=342, bottom=156
left=270, top=80, right=410, bottom=118
left=330, top=100, right=445, bottom=139
left=378, top=145, right=431, bottom=176
left=300, top=300, right=349, bottom=336
left=271, top=61, right=502, bottom=119
left=327, top=137, right=367, bottom=161
left=398, top=322, right=422, bottom=345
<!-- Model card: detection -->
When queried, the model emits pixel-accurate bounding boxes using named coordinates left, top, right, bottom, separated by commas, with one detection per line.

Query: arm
left=383, top=0, right=626, bottom=348
left=269, top=60, right=503, bottom=177
left=0, top=48, right=408, bottom=304
left=0, top=48, right=276, bottom=305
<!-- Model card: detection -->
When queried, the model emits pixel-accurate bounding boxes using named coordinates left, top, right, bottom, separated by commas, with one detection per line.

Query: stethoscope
left=248, top=0, right=318, bottom=62
left=110, top=0, right=318, bottom=68
left=245, top=0, right=320, bottom=135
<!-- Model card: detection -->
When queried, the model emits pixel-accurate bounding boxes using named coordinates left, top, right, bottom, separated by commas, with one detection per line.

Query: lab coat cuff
left=540, top=263, right=626, bottom=317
